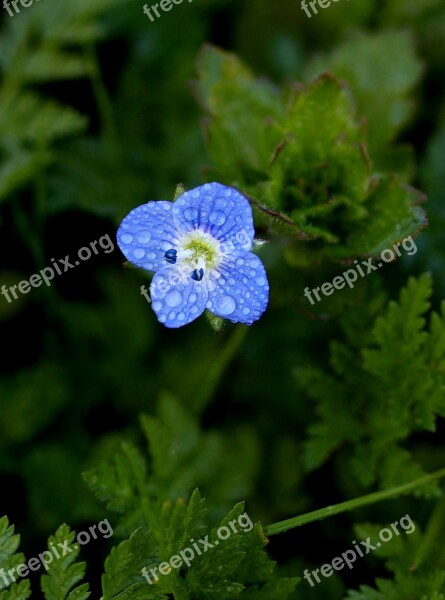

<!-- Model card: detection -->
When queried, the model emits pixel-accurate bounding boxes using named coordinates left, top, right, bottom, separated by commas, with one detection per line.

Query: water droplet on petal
left=153, top=301, right=162, bottom=311
left=216, top=295, right=236, bottom=315
left=166, top=290, right=182, bottom=307
left=209, top=210, right=226, bottom=226
left=138, top=232, right=151, bottom=243
left=121, top=233, right=133, bottom=243
left=184, top=207, right=198, bottom=220
left=133, top=248, right=145, bottom=259
left=256, top=276, right=266, bottom=286
left=243, top=307, right=250, bottom=315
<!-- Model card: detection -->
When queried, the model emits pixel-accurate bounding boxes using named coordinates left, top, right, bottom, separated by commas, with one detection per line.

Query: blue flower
left=117, top=182, right=269, bottom=328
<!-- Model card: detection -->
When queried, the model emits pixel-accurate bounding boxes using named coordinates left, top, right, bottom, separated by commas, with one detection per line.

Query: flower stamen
left=164, top=249, right=177, bottom=264
left=191, top=268, right=204, bottom=281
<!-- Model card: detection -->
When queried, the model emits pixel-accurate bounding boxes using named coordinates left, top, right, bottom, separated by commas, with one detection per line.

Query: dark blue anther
left=164, top=249, right=177, bottom=264
left=191, top=268, right=204, bottom=282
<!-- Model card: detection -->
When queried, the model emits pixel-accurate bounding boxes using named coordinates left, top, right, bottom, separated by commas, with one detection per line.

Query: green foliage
left=99, top=490, right=298, bottom=600
left=343, top=512, right=445, bottom=599
left=41, top=525, right=90, bottom=600
left=1, top=1, right=445, bottom=600
left=300, top=274, right=445, bottom=494
left=0, top=518, right=30, bottom=600
left=304, top=30, right=423, bottom=175
left=83, top=395, right=259, bottom=537
left=194, top=45, right=426, bottom=262
left=344, top=572, right=445, bottom=600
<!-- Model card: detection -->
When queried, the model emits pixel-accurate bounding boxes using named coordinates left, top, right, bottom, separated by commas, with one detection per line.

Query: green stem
left=192, top=325, right=249, bottom=414
left=265, top=468, right=445, bottom=536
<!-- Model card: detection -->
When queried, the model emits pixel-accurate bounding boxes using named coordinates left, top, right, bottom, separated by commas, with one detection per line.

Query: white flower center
left=176, top=229, right=223, bottom=276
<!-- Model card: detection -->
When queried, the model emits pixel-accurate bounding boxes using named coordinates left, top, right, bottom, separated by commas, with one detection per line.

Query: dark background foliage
left=1, top=0, right=445, bottom=598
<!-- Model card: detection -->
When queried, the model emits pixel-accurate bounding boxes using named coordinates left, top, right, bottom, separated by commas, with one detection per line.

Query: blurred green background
left=1, top=0, right=445, bottom=598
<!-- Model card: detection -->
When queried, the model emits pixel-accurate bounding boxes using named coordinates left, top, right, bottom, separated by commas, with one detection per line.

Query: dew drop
left=133, top=248, right=145, bottom=259
left=216, top=295, right=236, bottom=315
left=184, top=207, right=198, bottom=220
left=153, top=301, right=162, bottom=311
left=138, top=232, right=151, bottom=243
left=121, top=233, right=133, bottom=244
left=209, top=210, right=226, bottom=226
left=166, top=290, right=182, bottom=308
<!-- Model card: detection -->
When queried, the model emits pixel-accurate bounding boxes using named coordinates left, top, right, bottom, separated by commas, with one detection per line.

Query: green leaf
left=304, top=30, right=423, bottom=173
left=193, top=44, right=284, bottom=182
left=41, top=524, right=90, bottom=600
left=300, top=275, right=445, bottom=495
left=195, top=46, right=425, bottom=262
left=101, top=529, right=166, bottom=600
left=0, top=517, right=31, bottom=600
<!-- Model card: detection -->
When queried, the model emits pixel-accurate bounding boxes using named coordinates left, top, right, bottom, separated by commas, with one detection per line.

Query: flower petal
left=172, top=182, right=254, bottom=254
left=150, top=263, right=209, bottom=328
left=207, top=251, right=269, bottom=325
left=117, top=201, right=180, bottom=272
